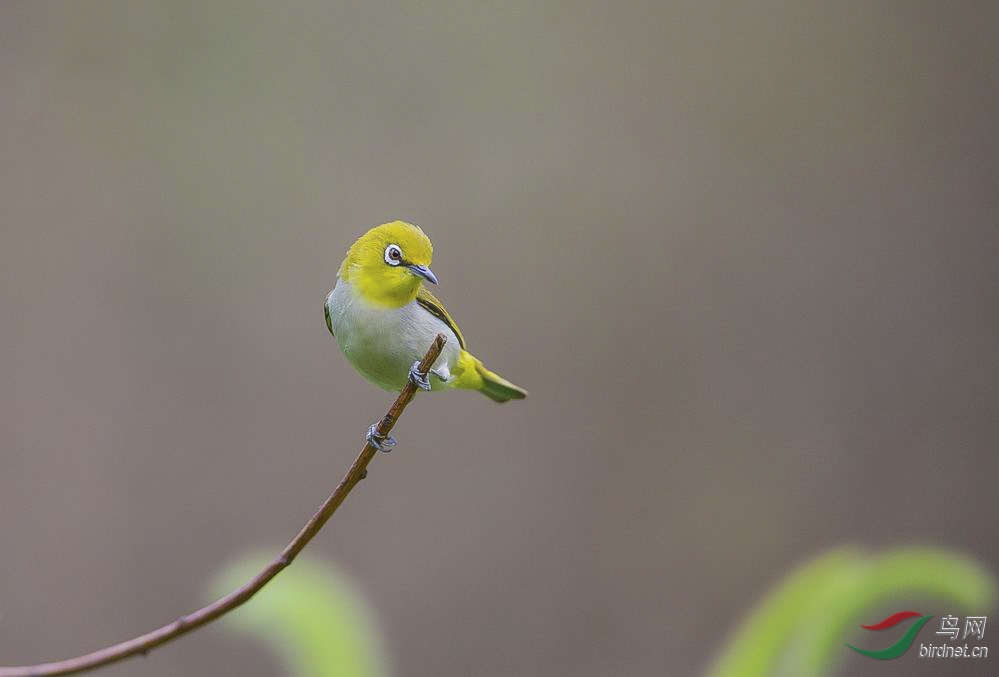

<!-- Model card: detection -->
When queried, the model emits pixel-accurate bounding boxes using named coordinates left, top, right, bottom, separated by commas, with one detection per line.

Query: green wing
left=416, top=287, right=465, bottom=349
left=325, top=298, right=334, bottom=336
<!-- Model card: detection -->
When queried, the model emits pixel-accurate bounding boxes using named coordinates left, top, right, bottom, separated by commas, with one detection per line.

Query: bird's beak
left=407, top=264, right=438, bottom=285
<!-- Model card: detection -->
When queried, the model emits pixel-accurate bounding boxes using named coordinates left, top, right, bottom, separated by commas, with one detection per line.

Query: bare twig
left=0, top=334, right=448, bottom=677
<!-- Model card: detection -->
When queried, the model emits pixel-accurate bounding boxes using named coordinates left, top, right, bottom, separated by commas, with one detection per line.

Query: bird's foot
left=409, top=361, right=432, bottom=391
left=366, top=424, right=397, bottom=453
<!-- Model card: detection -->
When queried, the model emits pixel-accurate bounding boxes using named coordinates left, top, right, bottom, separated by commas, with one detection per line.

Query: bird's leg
left=408, top=361, right=432, bottom=391
left=366, top=424, right=397, bottom=453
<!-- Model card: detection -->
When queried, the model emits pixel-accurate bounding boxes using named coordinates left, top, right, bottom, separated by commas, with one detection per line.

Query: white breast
left=326, top=278, right=461, bottom=391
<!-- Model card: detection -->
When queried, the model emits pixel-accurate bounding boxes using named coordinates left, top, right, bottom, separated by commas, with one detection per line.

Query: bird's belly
left=342, top=320, right=426, bottom=391
left=328, top=282, right=460, bottom=391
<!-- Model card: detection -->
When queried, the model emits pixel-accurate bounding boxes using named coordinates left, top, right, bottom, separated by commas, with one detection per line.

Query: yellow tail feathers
left=453, top=351, right=528, bottom=402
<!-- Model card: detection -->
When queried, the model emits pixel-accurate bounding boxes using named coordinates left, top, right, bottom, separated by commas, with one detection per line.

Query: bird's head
left=339, top=221, right=437, bottom=307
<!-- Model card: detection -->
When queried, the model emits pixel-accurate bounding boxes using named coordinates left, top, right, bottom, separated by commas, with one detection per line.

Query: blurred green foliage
left=210, top=553, right=387, bottom=677
left=709, top=547, right=995, bottom=677
left=211, top=546, right=992, bottom=677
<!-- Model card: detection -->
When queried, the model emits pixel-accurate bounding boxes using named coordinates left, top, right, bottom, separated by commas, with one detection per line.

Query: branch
left=0, top=334, right=448, bottom=677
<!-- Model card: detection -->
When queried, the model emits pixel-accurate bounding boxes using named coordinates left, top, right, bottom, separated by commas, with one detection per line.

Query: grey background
left=1, top=2, right=997, bottom=676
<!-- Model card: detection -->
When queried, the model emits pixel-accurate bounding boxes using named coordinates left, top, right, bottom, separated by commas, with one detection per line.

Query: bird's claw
left=409, top=361, right=432, bottom=391
left=366, top=424, right=397, bottom=453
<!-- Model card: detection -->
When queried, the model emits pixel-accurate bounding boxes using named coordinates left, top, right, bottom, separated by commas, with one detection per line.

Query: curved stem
left=0, top=334, right=447, bottom=677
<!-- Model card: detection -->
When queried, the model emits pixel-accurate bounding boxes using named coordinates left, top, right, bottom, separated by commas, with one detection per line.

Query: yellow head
left=339, top=220, right=437, bottom=307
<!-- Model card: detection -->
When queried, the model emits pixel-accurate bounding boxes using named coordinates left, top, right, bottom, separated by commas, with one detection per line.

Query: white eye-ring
left=384, top=244, right=403, bottom=266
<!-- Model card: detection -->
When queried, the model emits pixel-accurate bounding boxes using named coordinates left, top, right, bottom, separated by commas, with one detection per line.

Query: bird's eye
left=384, top=244, right=403, bottom=265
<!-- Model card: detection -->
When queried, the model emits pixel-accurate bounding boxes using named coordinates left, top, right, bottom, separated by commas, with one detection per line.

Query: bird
left=325, top=220, right=527, bottom=451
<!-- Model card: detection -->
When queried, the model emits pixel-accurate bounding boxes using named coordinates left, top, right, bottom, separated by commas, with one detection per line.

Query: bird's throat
left=346, top=267, right=420, bottom=309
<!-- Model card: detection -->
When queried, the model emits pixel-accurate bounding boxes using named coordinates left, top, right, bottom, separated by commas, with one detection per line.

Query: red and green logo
left=846, top=611, right=934, bottom=660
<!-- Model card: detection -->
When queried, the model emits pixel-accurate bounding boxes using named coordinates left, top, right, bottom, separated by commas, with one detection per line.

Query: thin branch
left=0, top=334, right=447, bottom=677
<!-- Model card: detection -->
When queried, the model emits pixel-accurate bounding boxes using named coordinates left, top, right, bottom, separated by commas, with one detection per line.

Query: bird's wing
left=416, top=287, right=466, bottom=349
left=324, top=294, right=334, bottom=336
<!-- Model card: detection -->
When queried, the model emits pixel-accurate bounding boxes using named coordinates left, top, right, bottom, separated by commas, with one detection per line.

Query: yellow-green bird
left=325, top=221, right=526, bottom=450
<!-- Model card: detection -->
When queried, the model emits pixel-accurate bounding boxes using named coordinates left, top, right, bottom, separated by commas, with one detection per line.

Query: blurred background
left=1, top=2, right=997, bottom=676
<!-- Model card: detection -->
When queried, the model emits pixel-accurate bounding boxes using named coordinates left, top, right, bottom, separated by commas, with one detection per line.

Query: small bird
left=325, top=221, right=527, bottom=450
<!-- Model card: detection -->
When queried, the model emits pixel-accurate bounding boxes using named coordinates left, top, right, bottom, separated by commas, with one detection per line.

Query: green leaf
left=708, top=547, right=995, bottom=677
left=209, top=553, right=387, bottom=677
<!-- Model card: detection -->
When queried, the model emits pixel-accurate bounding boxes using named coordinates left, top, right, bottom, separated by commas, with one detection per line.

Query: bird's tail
left=453, top=350, right=528, bottom=402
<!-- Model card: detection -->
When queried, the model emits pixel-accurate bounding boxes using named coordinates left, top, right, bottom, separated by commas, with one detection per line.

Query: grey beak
left=407, top=264, right=438, bottom=285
